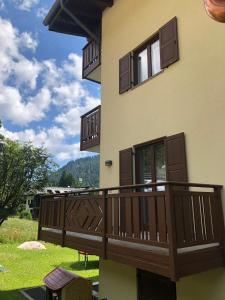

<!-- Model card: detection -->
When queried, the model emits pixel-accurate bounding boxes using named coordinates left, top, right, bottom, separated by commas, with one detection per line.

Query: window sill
left=131, top=69, right=164, bottom=91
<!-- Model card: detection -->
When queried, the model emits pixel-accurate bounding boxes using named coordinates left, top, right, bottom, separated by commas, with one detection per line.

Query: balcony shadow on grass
left=55, top=260, right=99, bottom=271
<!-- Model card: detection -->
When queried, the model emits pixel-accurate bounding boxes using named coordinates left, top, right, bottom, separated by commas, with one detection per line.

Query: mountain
left=49, top=155, right=100, bottom=188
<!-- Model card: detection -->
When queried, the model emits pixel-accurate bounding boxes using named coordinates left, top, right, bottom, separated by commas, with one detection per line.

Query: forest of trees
left=48, top=155, right=100, bottom=188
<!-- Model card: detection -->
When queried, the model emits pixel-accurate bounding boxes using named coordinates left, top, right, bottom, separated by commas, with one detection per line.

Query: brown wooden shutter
left=119, top=53, right=132, bottom=94
left=119, top=148, right=133, bottom=233
left=159, top=17, right=179, bottom=69
left=165, top=133, right=188, bottom=182
left=119, top=148, right=133, bottom=186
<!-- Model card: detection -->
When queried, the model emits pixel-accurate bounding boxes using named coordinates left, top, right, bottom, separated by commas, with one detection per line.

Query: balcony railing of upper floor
left=38, top=181, right=225, bottom=281
left=80, top=105, right=101, bottom=151
left=82, top=39, right=101, bottom=83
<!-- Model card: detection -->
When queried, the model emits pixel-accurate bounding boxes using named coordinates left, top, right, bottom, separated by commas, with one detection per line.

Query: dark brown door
left=137, top=270, right=176, bottom=300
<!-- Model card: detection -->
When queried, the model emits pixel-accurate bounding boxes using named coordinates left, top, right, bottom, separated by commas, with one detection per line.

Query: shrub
left=18, top=210, right=32, bottom=220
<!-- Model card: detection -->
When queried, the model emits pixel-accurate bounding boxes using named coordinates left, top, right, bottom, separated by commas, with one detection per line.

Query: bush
left=18, top=210, right=32, bottom=220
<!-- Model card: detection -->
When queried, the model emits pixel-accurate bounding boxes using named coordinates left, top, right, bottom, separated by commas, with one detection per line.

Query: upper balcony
left=80, top=105, right=101, bottom=152
left=38, top=181, right=225, bottom=281
left=83, top=40, right=101, bottom=83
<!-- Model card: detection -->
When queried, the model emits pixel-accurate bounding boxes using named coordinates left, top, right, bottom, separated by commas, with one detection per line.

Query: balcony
left=38, top=182, right=225, bottom=281
left=82, top=40, right=101, bottom=83
left=80, top=105, right=101, bottom=152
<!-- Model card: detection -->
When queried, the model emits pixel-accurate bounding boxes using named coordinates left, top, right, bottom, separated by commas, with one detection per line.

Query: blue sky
left=0, top=0, right=100, bottom=166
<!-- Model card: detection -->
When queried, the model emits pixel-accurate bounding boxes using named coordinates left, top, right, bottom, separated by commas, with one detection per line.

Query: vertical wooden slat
left=193, top=195, right=203, bottom=242
left=120, top=196, right=126, bottom=234
left=203, top=195, right=214, bottom=241
left=125, top=197, right=132, bottom=237
left=157, top=196, right=167, bottom=243
left=37, top=196, right=43, bottom=240
left=102, top=190, right=108, bottom=259
left=183, top=195, right=194, bottom=243
left=174, top=195, right=185, bottom=247
left=113, top=196, right=119, bottom=235
left=61, top=196, right=66, bottom=247
left=148, top=196, right=157, bottom=242
left=210, top=193, right=220, bottom=241
left=107, top=196, right=112, bottom=235
left=132, top=196, right=140, bottom=238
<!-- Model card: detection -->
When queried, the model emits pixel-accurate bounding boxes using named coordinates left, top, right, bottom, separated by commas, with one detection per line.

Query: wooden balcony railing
left=80, top=105, right=101, bottom=151
left=38, top=182, right=225, bottom=281
left=82, top=39, right=101, bottom=80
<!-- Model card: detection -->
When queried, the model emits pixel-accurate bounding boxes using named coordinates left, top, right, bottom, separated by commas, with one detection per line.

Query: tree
left=0, top=136, right=55, bottom=226
left=58, top=170, right=75, bottom=187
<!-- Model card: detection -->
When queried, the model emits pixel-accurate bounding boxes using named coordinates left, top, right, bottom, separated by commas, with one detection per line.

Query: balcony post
left=61, top=195, right=67, bottom=247
left=102, top=189, right=108, bottom=259
left=214, top=187, right=225, bottom=258
left=165, top=183, right=178, bottom=281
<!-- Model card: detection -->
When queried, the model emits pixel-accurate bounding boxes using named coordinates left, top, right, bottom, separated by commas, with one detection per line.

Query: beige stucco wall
left=177, top=268, right=225, bottom=300
left=99, top=0, right=225, bottom=299
left=99, top=259, right=137, bottom=300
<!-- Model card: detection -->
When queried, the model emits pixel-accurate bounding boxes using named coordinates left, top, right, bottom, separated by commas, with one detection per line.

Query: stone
left=17, top=241, right=46, bottom=250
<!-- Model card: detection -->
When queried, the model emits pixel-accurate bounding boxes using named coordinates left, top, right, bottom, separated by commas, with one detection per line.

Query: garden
left=0, top=218, right=99, bottom=300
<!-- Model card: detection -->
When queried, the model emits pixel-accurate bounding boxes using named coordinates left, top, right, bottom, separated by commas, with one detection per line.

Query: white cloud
left=36, top=7, right=48, bottom=18
left=62, top=53, right=83, bottom=80
left=19, top=32, right=38, bottom=51
left=55, top=96, right=100, bottom=136
left=0, top=125, right=89, bottom=162
left=11, top=0, right=39, bottom=11
left=0, top=86, right=51, bottom=125
left=0, top=17, right=49, bottom=124
left=0, top=17, right=101, bottom=162
left=0, top=0, right=5, bottom=10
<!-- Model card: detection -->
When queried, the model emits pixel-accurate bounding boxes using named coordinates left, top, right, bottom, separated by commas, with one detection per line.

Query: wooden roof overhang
left=44, top=0, right=113, bottom=41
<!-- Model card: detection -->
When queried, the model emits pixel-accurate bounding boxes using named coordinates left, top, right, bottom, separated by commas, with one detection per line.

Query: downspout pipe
left=204, top=0, right=225, bottom=23
left=59, top=0, right=100, bottom=42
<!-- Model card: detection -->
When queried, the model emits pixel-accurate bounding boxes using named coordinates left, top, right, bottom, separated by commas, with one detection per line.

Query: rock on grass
left=17, top=241, right=46, bottom=250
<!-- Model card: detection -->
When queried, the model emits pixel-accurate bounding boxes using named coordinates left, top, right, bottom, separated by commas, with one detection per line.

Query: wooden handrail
left=40, top=181, right=223, bottom=198
left=80, top=105, right=101, bottom=119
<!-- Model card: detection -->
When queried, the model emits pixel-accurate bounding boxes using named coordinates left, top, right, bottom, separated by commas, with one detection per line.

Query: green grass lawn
left=0, top=218, right=99, bottom=300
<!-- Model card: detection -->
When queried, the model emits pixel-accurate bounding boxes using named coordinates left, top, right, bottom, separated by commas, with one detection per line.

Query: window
left=119, top=17, right=179, bottom=94
left=134, top=36, right=161, bottom=85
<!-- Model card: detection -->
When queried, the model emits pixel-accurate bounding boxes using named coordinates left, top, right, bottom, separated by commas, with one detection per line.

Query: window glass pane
left=155, top=143, right=166, bottom=191
left=138, top=48, right=148, bottom=83
left=151, top=40, right=161, bottom=76
left=138, top=147, right=152, bottom=185
left=137, top=146, right=153, bottom=193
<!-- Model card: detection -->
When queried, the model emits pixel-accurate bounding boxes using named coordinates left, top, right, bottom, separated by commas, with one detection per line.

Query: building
left=38, top=1, right=225, bottom=299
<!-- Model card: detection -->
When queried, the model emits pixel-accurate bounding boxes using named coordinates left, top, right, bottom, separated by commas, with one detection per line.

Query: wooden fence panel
left=65, top=195, right=103, bottom=235
left=174, top=191, right=221, bottom=248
